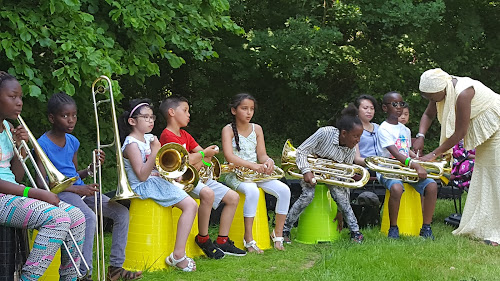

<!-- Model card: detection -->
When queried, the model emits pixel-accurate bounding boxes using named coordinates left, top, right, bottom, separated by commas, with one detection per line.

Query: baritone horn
left=281, top=139, right=369, bottom=188
left=364, top=156, right=446, bottom=183
left=155, top=142, right=199, bottom=192
left=92, top=75, right=140, bottom=281
left=3, top=117, right=90, bottom=278
left=219, top=162, right=285, bottom=182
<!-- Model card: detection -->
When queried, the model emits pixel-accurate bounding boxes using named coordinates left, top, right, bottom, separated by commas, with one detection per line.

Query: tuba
left=3, top=117, right=90, bottom=278
left=155, top=142, right=199, bottom=193
left=364, top=156, right=446, bottom=183
left=281, top=139, right=370, bottom=188
left=92, top=75, right=140, bottom=281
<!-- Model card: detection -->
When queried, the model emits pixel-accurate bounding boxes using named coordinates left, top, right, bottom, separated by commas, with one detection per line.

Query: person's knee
left=390, top=184, right=404, bottom=197
left=245, top=187, right=260, bottom=203
left=200, top=187, right=215, bottom=204
left=222, top=189, right=239, bottom=206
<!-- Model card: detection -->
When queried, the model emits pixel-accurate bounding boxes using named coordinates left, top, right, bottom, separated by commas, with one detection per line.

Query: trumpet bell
left=156, top=143, right=189, bottom=179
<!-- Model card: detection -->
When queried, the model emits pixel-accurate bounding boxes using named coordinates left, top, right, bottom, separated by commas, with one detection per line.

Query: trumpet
left=364, top=156, right=446, bottom=183
left=281, top=139, right=369, bottom=188
left=3, top=117, right=90, bottom=278
left=155, top=143, right=199, bottom=193
left=220, top=162, right=285, bottom=182
left=92, top=75, right=140, bottom=281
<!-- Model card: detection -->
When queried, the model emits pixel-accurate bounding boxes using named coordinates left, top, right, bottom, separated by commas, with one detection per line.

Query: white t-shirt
left=376, top=121, right=412, bottom=158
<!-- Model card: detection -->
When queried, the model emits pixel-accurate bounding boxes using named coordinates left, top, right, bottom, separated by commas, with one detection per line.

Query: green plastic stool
left=295, top=184, right=340, bottom=244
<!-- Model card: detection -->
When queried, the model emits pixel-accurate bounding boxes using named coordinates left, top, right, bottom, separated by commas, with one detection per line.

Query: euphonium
left=199, top=157, right=222, bottom=182
left=3, top=117, right=90, bottom=278
left=155, top=142, right=199, bottom=193
left=281, top=139, right=369, bottom=188
left=220, top=163, right=285, bottom=182
left=364, top=156, right=446, bottom=183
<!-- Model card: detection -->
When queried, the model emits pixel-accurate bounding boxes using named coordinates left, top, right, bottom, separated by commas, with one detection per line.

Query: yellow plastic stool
left=381, top=183, right=423, bottom=236
left=123, top=198, right=175, bottom=272
left=172, top=199, right=205, bottom=258
left=30, top=230, right=60, bottom=280
left=228, top=188, right=271, bottom=250
left=295, top=184, right=340, bottom=244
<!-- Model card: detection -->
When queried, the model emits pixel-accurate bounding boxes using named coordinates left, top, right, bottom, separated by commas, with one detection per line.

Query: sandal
left=243, top=239, right=263, bottom=254
left=107, top=266, right=142, bottom=281
left=165, top=252, right=196, bottom=272
left=484, top=240, right=499, bottom=246
left=270, top=230, right=285, bottom=251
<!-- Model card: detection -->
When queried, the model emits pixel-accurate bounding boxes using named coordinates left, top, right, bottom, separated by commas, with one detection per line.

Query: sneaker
left=388, top=226, right=400, bottom=239
left=420, top=225, right=435, bottom=240
left=283, top=231, right=292, bottom=244
left=215, top=239, right=247, bottom=256
left=195, top=237, right=225, bottom=259
left=350, top=231, right=364, bottom=243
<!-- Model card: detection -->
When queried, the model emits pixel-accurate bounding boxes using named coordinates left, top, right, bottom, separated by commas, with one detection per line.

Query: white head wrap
left=419, top=68, right=457, bottom=148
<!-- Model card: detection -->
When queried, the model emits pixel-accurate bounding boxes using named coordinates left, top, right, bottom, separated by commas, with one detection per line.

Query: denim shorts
left=377, top=173, right=435, bottom=195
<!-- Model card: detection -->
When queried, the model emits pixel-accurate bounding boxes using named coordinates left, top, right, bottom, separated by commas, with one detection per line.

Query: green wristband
left=404, top=157, right=411, bottom=167
left=199, top=151, right=211, bottom=167
left=23, top=186, right=31, bottom=198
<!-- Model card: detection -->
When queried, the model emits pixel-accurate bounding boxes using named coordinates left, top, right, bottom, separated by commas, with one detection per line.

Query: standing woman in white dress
left=413, top=68, right=500, bottom=246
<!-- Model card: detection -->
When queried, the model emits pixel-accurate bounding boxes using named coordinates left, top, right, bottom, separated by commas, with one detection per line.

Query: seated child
left=0, top=71, right=86, bottom=281
left=159, top=96, right=246, bottom=258
left=119, top=99, right=198, bottom=271
left=37, top=92, right=142, bottom=280
left=221, top=93, right=291, bottom=251
left=283, top=104, right=365, bottom=243
left=376, top=91, right=438, bottom=240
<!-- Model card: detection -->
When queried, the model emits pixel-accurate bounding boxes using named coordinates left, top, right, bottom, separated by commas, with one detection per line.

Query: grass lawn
left=99, top=194, right=500, bottom=281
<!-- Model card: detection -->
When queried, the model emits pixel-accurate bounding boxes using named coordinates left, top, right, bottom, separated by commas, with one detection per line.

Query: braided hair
left=118, top=98, right=153, bottom=143
left=0, top=71, right=17, bottom=91
left=229, top=93, right=257, bottom=151
left=47, top=92, right=76, bottom=115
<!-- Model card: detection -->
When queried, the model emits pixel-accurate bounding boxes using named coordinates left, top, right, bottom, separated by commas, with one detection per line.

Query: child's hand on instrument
left=303, top=172, right=316, bottom=186
left=11, top=125, right=28, bottom=144
left=150, top=136, right=161, bottom=154
left=204, top=145, right=219, bottom=157
left=30, top=188, right=60, bottom=206
left=412, top=163, right=428, bottom=179
left=263, top=158, right=274, bottom=175
left=94, top=149, right=106, bottom=165
left=251, top=163, right=267, bottom=174
left=76, top=184, right=99, bottom=197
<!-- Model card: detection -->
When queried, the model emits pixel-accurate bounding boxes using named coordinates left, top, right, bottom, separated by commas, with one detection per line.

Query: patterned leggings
left=283, top=181, right=360, bottom=233
left=0, top=194, right=86, bottom=281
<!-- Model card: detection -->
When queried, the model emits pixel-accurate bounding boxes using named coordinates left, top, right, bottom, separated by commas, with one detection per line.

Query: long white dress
left=450, top=77, right=500, bottom=243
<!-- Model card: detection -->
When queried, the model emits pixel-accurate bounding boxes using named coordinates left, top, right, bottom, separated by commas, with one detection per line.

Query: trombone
left=3, top=117, right=90, bottom=278
left=155, top=142, right=199, bottom=192
left=92, top=75, right=140, bottom=281
left=281, top=139, right=370, bottom=188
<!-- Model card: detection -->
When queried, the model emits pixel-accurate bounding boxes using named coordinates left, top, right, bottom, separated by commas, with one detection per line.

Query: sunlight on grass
left=97, top=195, right=500, bottom=281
